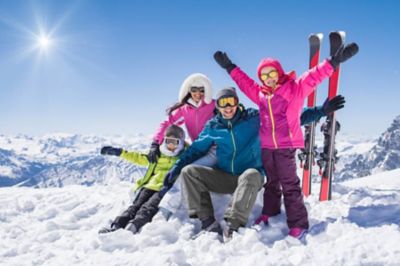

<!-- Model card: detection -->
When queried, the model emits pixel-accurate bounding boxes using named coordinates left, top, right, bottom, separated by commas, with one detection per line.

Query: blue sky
left=0, top=0, right=399, bottom=137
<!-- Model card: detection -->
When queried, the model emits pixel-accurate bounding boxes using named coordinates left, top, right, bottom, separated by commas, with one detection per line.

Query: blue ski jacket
left=168, top=104, right=325, bottom=179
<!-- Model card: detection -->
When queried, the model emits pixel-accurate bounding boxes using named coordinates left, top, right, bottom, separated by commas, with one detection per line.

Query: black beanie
left=215, top=87, right=238, bottom=100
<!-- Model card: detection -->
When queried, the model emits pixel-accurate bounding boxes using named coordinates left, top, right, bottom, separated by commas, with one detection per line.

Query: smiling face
left=260, top=66, right=279, bottom=88
left=189, top=86, right=205, bottom=103
left=218, top=104, right=238, bottom=120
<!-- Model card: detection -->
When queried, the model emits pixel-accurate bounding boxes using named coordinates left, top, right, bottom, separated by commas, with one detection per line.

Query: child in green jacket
left=98, top=125, right=186, bottom=234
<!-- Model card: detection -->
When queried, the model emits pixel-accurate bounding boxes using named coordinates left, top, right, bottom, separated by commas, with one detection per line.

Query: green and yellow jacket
left=120, top=150, right=180, bottom=192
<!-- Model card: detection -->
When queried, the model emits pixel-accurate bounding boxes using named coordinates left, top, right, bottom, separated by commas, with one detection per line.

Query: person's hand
left=158, top=185, right=170, bottom=198
left=163, top=169, right=177, bottom=188
left=100, top=146, right=122, bottom=156
left=213, top=51, right=237, bottom=73
left=322, top=95, right=345, bottom=115
left=330, top=43, right=359, bottom=69
left=147, top=142, right=160, bottom=163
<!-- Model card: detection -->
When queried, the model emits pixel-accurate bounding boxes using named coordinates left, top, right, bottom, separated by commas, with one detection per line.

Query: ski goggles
left=189, top=86, right=205, bottom=93
left=165, top=137, right=180, bottom=146
left=260, top=70, right=278, bottom=81
left=217, top=96, right=238, bottom=108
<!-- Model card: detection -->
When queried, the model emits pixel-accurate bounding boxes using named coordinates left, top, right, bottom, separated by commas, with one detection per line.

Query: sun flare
left=37, top=35, right=52, bottom=50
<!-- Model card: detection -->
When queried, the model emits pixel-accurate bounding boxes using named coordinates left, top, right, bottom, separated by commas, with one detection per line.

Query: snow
left=0, top=166, right=13, bottom=177
left=1, top=170, right=400, bottom=265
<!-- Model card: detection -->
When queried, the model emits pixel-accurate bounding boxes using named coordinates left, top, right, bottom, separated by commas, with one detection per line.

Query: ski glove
left=329, top=42, right=359, bottom=70
left=322, top=95, right=346, bottom=115
left=163, top=167, right=179, bottom=189
left=147, top=142, right=160, bottom=163
left=158, top=185, right=170, bottom=198
left=100, top=146, right=122, bottom=156
left=214, top=51, right=237, bottom=74
left=159, top=170, right=177, bottom=198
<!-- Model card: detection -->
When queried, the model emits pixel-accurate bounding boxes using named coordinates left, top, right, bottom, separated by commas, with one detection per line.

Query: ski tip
left=329, top=31, right=346, bottom=39
left=315, top=33, right=324, bottom=39
left=308, top=33, right=323, bottom=41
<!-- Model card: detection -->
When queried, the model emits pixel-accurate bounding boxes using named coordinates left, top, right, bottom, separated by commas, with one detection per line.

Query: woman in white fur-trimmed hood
left=148, top=73, right=219, bottom=221
left=149, top=73, right=215, bottom=159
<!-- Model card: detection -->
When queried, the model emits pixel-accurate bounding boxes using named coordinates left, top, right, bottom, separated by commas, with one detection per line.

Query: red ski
left=299, top=33, right=323, bottom=197
left=318, top=31, right=346, bottom=201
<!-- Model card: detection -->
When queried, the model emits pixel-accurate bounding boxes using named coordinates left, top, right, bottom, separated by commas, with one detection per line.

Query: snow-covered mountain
left=1, top=169, right=399, bottom=265
left=338, top=115, right=400, bottom=180
left=0, top=133, right=151, bottom=187
left=2, top=119, right=398, bottom=188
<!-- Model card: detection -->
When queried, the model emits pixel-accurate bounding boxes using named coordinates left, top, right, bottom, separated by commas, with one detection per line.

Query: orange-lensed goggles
left=260, top=70, right=278, bottom=81
left=217, top=96, right=238, bottom=108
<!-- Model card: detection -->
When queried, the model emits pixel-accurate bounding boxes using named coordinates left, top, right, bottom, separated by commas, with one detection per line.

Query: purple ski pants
left=261, top=148, right=309, bottom=229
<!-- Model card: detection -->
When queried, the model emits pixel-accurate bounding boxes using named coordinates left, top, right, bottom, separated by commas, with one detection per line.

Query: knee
left=181, top=165, right=199, bottom=180
left=281, top=177, right=301, bottom=193
left=239, top=168, right=263, bottom=188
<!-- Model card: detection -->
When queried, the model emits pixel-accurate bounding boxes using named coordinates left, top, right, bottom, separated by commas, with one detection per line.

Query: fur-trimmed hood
left=179, top=73, right=212, bottom=104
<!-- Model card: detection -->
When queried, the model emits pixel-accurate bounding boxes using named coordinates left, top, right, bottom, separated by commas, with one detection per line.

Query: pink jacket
left=230, top=59, right=334, bottom=149
left=153, top=100, right=216, bottom=144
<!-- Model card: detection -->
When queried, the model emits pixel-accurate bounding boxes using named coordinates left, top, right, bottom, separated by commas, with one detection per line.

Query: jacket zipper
left=267, top=96, right=278, bottom=149
left=195, top=108, right=199, bottom=135
left=228, top=121, right=237, bottom=175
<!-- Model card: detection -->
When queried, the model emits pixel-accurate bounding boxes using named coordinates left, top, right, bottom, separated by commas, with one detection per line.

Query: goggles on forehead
left=217, top=96, right=238, bottom=108
left=190, top=86, right=205, bottom=93
left=260, top=70, right=279, bottom=81
left=165, top=137, right=180, bottom=146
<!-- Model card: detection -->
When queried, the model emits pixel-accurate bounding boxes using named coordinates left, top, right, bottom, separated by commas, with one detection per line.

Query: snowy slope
left=1, top=169, right=399, bottom=266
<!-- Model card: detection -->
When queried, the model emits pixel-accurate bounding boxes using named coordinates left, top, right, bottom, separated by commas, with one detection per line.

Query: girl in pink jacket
left=149, top=73, right=218, bottom=220
left=214, top=41, right=358, bottom=239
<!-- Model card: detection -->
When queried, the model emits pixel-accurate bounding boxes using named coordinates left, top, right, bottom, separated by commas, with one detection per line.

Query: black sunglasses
left=190, top=86, right=205, bottom=93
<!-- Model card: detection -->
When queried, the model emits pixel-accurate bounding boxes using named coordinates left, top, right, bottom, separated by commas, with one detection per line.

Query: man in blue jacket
left=162, top=87, right=262, bottom=241
left=164, top=87, right=345, bottom=240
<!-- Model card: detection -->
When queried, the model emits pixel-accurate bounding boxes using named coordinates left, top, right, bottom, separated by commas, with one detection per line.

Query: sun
left=37, top=34, right=52, bottom=50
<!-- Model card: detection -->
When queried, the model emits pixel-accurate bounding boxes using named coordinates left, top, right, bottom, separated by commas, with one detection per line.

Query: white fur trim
left=179, top=73, right=212, bottom=104
left=187, top=98, right=203, bottom=108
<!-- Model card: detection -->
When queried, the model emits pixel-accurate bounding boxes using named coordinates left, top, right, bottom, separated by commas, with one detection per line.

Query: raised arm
left=214, top=51, right=261, bottom=105
left=120, top=150, right=149, bottom=166
left=296, top=42, right=359, bottom=99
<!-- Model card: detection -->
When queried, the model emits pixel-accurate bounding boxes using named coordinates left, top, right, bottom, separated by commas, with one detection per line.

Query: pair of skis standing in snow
left=99, top=31, right=358, bottom=242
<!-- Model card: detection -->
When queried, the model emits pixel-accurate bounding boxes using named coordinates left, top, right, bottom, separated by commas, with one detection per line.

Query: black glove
left=329, top=43, right=359, bottom=69
left=322, top=95, right=345, bottom=115
left=213, top=51, right=237, bottom=74
left=100, top=146, right=122, bottom=156
left=163, top=168, right=178, bottom=189
left=159, top=171, right=176, bottom=198
left=158, top=185, right=170, bottom=198
left=147, top=142, right=160, bottom=163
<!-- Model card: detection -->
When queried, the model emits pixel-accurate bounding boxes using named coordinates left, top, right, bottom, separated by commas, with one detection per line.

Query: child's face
left=189, top=86, right=205, bottom=103
left=165, top=137, right=180, bottom=151
left=260, top=66, right=279, bottom=88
